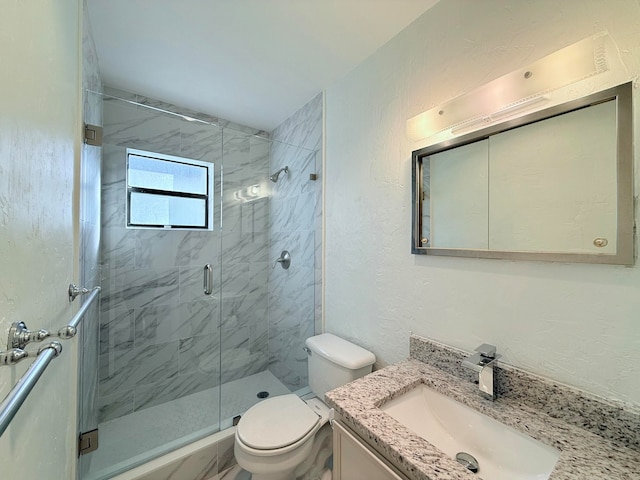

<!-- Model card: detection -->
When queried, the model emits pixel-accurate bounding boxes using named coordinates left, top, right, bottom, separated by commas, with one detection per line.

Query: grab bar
left=0, top=342, right=62, bottom=436
left=0, top=284, right=100, bottom=437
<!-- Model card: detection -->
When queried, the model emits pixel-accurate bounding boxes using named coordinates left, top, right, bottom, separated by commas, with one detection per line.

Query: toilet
left=234, top=333, right=376, bottom=480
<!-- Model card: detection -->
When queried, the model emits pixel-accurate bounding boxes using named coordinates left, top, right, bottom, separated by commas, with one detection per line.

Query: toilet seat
left=237, top=394, right=320, bottom=451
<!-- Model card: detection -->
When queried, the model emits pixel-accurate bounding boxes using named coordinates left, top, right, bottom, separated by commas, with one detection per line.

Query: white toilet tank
left=305, top=333, right=376, bottom=398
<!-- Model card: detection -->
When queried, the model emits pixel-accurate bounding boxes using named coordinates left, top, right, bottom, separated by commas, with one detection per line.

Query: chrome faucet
left=462, top=344, right=501, bottom=401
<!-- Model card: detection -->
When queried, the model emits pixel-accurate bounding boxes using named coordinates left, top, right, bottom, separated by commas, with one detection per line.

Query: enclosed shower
left=78, top=89, right=321, bottom=480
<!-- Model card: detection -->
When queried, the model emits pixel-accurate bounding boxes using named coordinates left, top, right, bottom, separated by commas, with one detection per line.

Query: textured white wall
left=0, top=0, right=81, bottom=478
left=325, top=0, right=640, bottom=405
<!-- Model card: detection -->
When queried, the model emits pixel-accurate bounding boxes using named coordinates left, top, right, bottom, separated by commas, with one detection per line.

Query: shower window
left=126, top=148, right=214, bottom=229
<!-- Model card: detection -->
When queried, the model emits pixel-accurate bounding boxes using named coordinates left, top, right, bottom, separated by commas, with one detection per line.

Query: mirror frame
left=411, top=82, right=634, bottom=265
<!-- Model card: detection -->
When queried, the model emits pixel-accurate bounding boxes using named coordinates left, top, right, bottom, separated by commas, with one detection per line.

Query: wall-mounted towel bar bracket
left=6, top=286, right=100, bottom=351
left=0, top=348, right=29, bottom=366
left=0, top=341, right=61, bottom=367
left=9, top=321, right=78, bottom=350
left=2, top=319, right=75, bottom=365
left=69, top=283, right=100, bottom=302
left=9, top=322, right=50, bottom=349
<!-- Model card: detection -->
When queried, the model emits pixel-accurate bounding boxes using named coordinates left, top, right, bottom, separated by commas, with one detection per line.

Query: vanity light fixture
left=407, top=32, right=621, bottom=142
left=450, top=95, right=547, bottom=136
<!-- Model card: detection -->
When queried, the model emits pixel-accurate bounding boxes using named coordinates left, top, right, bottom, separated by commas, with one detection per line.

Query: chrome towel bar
left=0, top=285, right=100, bottom=437
left=0, top=342, right=62, bottom=436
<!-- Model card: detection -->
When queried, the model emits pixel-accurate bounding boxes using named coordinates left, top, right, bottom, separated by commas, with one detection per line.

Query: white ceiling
left=87, top=0, right=439, bottom=132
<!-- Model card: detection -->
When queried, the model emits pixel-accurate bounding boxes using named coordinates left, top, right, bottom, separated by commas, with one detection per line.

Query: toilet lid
left=237, top=394, right=320, bottom=450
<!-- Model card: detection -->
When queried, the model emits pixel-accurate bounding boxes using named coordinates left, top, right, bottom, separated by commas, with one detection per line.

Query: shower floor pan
left=85, top=370, right=293, bottom=480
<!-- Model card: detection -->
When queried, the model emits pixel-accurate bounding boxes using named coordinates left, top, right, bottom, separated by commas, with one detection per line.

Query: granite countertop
left=325, top=336, right=640, bottom=480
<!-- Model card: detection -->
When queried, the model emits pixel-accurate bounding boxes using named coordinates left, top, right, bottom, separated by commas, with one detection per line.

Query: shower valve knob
left=273, top=251, right=291, bottom=269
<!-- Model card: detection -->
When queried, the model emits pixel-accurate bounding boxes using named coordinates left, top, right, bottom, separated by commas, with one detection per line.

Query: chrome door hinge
left=84, top=124, right=103, bottom=146
left=78, top=428, right=99, bottom=456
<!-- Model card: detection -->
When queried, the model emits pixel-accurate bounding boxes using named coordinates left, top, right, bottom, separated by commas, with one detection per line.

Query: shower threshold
left=84, top=370, right=294, bottom=480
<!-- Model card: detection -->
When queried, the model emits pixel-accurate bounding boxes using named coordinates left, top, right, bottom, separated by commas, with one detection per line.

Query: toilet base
left=249, top=471, right=296, bottom=480
left=235, top=396, right=333, bottom=480
left=234, top=434, right=314, bottom=480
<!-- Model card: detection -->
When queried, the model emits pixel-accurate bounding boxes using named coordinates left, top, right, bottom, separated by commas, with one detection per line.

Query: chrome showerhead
left=269, top=166, right=289, bottom=183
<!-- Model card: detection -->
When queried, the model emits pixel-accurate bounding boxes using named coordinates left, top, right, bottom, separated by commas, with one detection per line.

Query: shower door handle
left=203, top=264, right=213, bottom=295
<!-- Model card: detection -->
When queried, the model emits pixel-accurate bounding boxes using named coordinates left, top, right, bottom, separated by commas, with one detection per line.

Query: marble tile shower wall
left=98, top=95, right=271, bottom=422
left=268, top=93, right=323, bottom=391
left=220, top=131, right=271, bottom=384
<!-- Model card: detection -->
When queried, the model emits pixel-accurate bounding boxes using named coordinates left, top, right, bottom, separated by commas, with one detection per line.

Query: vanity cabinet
left=333, top=420, right=408, bottom=480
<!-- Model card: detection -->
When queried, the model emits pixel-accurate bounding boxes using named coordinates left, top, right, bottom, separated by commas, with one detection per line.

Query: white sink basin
left=381, top=384, right=560, bottom=480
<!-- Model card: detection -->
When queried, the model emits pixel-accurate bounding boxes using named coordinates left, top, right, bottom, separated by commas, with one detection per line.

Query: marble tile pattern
left=325, top=335, right=640, bottom=480
left=268, top=93, right=323, bottom=390
left=99, top=94, right=272, bottom=421
left=149, top=444, right=219, bottom=480
left=98, top=88, right=322, bottom=426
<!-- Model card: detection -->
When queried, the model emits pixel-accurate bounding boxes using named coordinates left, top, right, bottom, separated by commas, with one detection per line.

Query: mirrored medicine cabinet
left=411, top=82, right=634, bottom=265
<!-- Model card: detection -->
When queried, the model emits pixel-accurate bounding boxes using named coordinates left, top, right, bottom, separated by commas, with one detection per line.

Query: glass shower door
left=77, top=88, right=103, bottom=480
left=80, top=91, right=225, bottom=480
left=218, top=130, right=318, bottom=428
left=218, top=130, right=284, bottom=428
left=78, top=89, right=320, bottom=480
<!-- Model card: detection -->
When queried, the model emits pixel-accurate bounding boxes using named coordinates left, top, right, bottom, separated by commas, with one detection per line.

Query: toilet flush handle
left=303, top=346, right=311, bottom=355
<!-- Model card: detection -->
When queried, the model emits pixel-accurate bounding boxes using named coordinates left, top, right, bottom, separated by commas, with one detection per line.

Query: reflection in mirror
left=427, top=140, right=488, bottom=249
left=412, top=82, right=633, bottom=265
